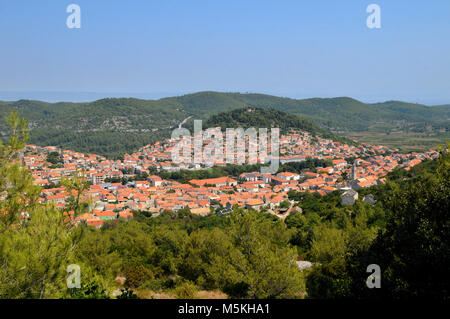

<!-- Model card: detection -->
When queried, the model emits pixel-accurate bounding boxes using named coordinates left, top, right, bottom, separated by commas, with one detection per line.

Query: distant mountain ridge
left=0, top=91, right=448, bottom=157
left=166, top=92, right=450, bottom=131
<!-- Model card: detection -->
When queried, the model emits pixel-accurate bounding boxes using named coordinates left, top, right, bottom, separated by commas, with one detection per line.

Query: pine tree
left=0, top=112, right=82, bottom=298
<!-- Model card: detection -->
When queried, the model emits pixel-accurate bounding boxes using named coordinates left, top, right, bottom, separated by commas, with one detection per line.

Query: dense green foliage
left=46, top=151, right=62, bottom=165
left=73, top=208, right=305, bottom=299
left=0, top=112, right=85, bottom=298
left=286, top=191, right=385, bottom=259
left=156, top=164, right=262, bottom=184
left=198, top=108, right=322, bottom=135
left=31, top=128, right=170, bottom=159
left=279, top=158, right=333, bottom=174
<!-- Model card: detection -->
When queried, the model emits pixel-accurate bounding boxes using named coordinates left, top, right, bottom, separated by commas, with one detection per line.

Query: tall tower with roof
left=350, top=162, right=358, bottom=180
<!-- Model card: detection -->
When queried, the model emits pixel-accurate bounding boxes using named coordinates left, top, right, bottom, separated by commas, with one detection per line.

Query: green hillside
left=170, top=92, right=450, bottom=132
left=0, top=92, right=448, bottom=157
left=434, top=104, right=450, bottom=111
left=190, top=107, right=354, bottom=144
left=197, top=107, right=321, bottom=133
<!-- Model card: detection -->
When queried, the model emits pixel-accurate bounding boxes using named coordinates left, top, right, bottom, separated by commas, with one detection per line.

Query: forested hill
left=0, top=92, right=448, bottom=157
left=187, top=107, right=353, bottom=144
left=201, top=107, right=319, bottom=133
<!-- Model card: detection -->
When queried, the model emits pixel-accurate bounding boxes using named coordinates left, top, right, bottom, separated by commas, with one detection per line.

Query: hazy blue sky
left=0, top=0, right=449, bottom=104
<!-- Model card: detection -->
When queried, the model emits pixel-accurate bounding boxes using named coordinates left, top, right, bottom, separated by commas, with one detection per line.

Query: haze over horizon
left=1, top=1, right=450, bottom=105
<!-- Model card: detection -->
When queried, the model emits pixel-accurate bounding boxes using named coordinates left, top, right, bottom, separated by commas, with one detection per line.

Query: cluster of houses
left=20, top=130, right=439, bottom=228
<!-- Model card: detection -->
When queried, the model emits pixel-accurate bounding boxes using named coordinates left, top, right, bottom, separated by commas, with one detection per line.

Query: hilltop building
left=341, top=189, right=358, bottom=205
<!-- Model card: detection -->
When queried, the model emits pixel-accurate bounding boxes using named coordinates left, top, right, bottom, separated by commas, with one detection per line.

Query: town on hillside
left=21, top=129, right=439, bottom=228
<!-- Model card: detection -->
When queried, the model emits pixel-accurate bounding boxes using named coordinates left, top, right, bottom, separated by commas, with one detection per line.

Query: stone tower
left=350, top=162, right=357, bottom=180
